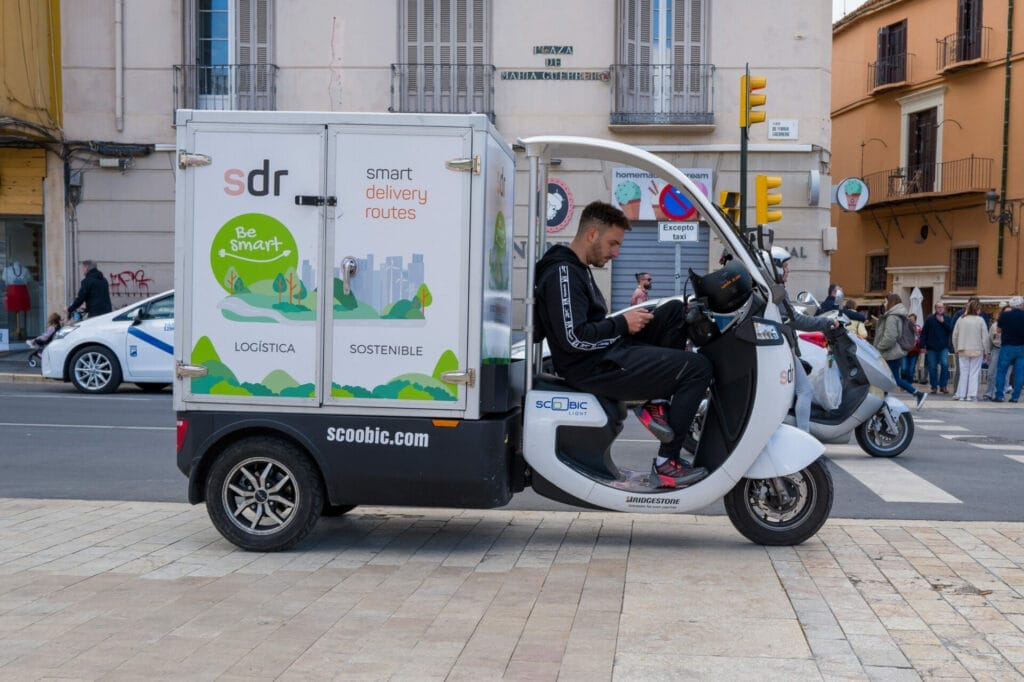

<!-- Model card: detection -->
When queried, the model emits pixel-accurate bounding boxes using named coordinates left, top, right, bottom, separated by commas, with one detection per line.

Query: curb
left=0, top=372, right=46, bottom=383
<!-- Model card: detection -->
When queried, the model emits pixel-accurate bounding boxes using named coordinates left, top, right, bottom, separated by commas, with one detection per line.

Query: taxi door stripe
left=128, top=327, right=174, bottom=355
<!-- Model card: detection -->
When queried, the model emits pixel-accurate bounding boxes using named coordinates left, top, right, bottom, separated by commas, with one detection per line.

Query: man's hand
left=623, top=308, right=653, bottom=334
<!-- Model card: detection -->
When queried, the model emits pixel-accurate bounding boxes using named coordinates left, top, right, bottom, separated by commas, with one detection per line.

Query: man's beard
left=643, top=282, right=651, bottom=290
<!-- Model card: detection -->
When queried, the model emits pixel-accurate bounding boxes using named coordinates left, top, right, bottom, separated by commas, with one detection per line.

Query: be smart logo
left=210, top=213, right=298, bottom=294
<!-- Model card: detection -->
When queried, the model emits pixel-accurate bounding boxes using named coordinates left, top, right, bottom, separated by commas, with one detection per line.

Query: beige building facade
left=831, top=0, right=1024, bottom=316
left=2, top=0, right=832, bottom=341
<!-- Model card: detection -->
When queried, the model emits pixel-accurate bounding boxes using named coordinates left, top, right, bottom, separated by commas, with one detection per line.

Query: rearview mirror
left=796, top=291, right=812, bottom=304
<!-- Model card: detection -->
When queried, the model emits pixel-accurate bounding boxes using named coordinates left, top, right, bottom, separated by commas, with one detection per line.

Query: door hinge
left=175, top=362, right=208, bottom=378
left=178, top=152, right=212, bottom=169
left=294, top=195, right=337, bottom=206
left=440, top=368, right=476, bottom=387
left=446, top=156, right=480, bottom=175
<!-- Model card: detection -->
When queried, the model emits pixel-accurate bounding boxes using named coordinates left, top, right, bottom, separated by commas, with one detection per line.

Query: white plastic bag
left=811, top=360, right=843, bottom=411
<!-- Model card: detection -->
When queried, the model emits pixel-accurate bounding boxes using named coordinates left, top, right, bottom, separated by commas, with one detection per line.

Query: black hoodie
left=533, top=244, right=629, bottom=380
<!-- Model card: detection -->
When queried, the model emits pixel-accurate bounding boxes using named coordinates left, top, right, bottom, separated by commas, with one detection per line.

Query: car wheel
left=204, top=436, right=324, bottom=552
left=136, top=383, right=170, bottom=392
left=69, top=345, right=122, bottom=394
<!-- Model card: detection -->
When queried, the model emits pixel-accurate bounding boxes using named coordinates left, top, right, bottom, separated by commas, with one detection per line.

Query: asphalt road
left=1, top=379, right=1023, bottom=521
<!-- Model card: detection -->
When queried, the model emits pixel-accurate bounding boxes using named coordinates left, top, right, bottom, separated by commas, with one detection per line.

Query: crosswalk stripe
left=826, top=445, right=961, bottom=503
left=918, top=424, right=969, bottom=431
left=941, top=434, right=986, bottom=440
left=914, top=419, right=945, bottom=423
left=973, top=444, right=1024, bottom=451
left=1008, top=455, right=1024, bottom=464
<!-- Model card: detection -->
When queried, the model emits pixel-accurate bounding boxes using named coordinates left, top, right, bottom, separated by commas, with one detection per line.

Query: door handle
left=176, top=362, right=208, bottom=378
left=341, top=256, right=357, bottom=295
left=440, top=369, right=475, bottom=387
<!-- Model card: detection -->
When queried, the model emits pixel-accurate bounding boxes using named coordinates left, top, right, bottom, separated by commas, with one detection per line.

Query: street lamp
left=985, top=188, right=1015, bottom=229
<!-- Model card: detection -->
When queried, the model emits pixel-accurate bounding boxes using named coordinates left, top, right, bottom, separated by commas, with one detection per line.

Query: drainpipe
left=998, top=0, right=1014, bottom=274
left=114, top=0, right=124, bottom=131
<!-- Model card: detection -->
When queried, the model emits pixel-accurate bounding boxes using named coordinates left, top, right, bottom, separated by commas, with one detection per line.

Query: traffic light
left=755, top=175, right=782, bottom=224
left=740, top=75, right=767, bottom=128
left=719, top=190, right=741, bottom=225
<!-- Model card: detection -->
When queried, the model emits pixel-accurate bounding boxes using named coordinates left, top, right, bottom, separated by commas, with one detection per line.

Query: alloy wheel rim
left=75, top=352, right=112, bottom=390
left=222, top=457, right=299, bottom=535
left=745, top=473, right=813, bottom=529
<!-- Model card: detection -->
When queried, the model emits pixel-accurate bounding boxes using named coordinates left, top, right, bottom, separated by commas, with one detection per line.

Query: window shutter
left=236, top=0, right=272, bottom=108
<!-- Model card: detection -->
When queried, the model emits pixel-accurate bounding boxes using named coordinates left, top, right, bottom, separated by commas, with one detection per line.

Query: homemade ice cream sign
left=836, top=177, right=869, bottom=212
left=611, top=168, right=713, bottom=222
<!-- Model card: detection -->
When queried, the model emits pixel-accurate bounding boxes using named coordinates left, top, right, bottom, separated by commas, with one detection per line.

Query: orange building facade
left=831, top=0, right=1023, bottom=316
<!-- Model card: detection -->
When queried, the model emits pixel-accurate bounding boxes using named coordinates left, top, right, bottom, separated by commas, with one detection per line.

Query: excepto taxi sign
left=658, top=221, right=699, bottom=242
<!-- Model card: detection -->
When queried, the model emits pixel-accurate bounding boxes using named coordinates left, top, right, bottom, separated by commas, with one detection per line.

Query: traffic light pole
left=739, top=63, right=750, bottom=230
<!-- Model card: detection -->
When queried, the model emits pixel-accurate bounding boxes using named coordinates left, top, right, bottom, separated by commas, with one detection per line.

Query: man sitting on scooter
left=533, top=201, right=713, bottom=488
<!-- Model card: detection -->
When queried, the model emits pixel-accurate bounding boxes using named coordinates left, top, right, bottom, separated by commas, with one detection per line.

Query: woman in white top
left=952, top=299, right=992, bottom=401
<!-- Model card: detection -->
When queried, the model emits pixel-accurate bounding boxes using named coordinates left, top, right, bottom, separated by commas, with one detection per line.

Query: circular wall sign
left=837, top=177, right=869, bottom=212
left=546, top=178, right=574, bottom=233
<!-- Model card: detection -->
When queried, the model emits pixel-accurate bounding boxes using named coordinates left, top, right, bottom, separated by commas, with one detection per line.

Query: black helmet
left=690, top=261, right=753, bottom=313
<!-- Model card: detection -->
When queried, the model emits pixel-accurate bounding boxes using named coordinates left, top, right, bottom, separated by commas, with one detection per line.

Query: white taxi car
left=42, top=290, right=175, bottom=394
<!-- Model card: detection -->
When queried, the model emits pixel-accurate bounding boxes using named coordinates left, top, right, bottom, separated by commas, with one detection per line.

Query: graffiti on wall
left=108, top=269, right=155, bottom=300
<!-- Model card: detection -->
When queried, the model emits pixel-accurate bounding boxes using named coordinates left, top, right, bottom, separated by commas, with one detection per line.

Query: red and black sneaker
left=633, top=400, right=674, bottom=443
left=650, top=458, right=708, bottom=488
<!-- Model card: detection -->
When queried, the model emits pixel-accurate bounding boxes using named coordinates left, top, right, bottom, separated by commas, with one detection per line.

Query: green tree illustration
left=296, top=279, right=308, bottom=305
left=285, top=267, right=299, bottom=304
left=224, top=266, right=240, bottom=293
left=272, top=272, right=287, bottom=303
left=232, top=275, right=247, bottom=294
left=415, top=283, right=433, bottom=311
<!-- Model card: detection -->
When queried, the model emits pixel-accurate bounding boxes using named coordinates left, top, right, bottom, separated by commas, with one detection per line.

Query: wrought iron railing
left=610, top=63, right=715, bottom=125
left=867, top=52, right=912, bottom=91
left=173, top=64, right=278, bottom=111
left=862, top=155, right=992, bottom=204
left=936, top=27, right=990, bottom=70
left=389, top=64, right=495, bottom=119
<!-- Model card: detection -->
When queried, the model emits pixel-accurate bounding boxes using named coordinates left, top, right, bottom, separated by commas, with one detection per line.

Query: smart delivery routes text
left=326, top=426, right=430, bottom=448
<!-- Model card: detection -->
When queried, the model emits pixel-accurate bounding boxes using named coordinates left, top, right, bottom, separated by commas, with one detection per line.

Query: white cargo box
left=173, top=111, right=515, bottom=420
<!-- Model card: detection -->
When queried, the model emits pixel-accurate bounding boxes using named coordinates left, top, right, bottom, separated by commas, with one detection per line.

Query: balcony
left=936, top=27, right=991, bottom=72
left=610, top=63, right=715, bottom=126
left=867, top=53, right=913, bottom=94
left=174, top=64, right=278, bottom=111
left=861, top=156, right=992, bottom=205
left=389, top=64, right=495, bottom=120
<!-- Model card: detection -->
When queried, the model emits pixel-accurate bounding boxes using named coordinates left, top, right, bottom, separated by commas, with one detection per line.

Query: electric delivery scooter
left=517, top=136, right=833, bottom=546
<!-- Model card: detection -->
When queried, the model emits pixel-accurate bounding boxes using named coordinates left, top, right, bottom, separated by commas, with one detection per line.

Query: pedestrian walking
left=66, top=260, right=113, bottom=318
left=873, top=293, right=927, bottom=409
left=992, top=296, right=1024, bottom=403
left=952, top=300, right=991, bottom=401
left=920, top=302, right=953, bottom=394
left=983, top=305, right=1012, bottom=400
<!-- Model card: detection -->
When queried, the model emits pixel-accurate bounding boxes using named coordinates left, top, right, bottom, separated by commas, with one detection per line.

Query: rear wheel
left=204, top=436, right=324, bottom=551
left=69, top=345, right=122, bottom=394
left=724, top=458, right=833, bottom=546
left=855, top=410, right=914, bottom=457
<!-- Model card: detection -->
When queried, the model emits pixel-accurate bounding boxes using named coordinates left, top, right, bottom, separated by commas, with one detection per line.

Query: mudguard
left=884, top=394, right=910, bottom=415
left=742, top=424, right=826, bottom=479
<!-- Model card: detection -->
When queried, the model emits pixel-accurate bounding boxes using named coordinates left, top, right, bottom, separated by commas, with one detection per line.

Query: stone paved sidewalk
left=2, top=498, right=1024, bottom=680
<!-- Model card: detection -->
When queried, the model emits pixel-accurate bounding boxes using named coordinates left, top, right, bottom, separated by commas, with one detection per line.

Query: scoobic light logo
left=210, top=213, right=299, bottom=293
left=535, top=396, right=589, bottom=414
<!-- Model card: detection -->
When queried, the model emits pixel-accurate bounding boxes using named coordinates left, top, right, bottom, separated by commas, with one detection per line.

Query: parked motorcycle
left=789, top=292, right=914, bottom=457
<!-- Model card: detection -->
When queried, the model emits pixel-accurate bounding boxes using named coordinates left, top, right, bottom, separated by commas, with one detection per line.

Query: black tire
left=69, top=345, right=122, bottom=394
left=322, top=503, right=357, bottom=517
left=136, top=382, right=170, bottom=392
left=855, top=410, right=914, bottom=458
left=204, top=436, right=324, bottom=552
left=724, top=458, right=834, bottom=546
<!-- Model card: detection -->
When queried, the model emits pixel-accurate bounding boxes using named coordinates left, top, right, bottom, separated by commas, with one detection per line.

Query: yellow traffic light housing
left=740, top=75, right=767, bottom=128
left=719, top=190, right=741, bottom=225
left=755, top=175, right=782, bottom=224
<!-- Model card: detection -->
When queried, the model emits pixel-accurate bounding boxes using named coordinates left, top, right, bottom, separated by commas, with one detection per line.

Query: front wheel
left=69, top=345, right=122, bottom=394
left=855, top=410, right=914, bottom=457
left=724, top=458, right=834, bottom=546
left=204, top=436, right=324, bottom=551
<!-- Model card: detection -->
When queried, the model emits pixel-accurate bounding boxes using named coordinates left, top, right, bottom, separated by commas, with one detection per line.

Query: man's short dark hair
left=828, top=283, right=839, bottom=296
left=634, top=272, right=650, bottom=283
left=81, top=260, right=96, bottom=269
left=577, top=201, right=631, bottom=236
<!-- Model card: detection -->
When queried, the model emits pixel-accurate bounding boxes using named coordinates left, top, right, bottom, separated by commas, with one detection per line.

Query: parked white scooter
left=790, top=292, right=915, bottom=457
left=519, top=136, right=833, bottom=546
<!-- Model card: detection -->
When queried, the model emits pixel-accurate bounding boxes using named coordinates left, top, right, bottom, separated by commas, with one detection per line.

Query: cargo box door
left=325, top=126, right=472, bottom=411
left=178, top=124, right=327, bottom=404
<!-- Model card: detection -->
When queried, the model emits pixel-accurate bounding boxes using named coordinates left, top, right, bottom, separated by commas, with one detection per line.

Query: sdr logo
left=224, top=159, right=289, bottom=197
left=535, top=396, right=589, bottom=411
